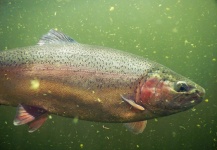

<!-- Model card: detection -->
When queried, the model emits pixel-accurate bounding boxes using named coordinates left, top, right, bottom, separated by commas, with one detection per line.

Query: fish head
left=136, top=67, right=205, bottom=116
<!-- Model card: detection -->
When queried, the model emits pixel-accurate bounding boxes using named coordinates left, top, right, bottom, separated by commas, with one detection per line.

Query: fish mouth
left=188, top=86, right=205, bottom=102
left=137, top=70, right=206, bottom=114
left=150, top=85, right=205, bottom=114
left=172, top=87, right=205, bottom=110
left=170, top=78, right=205, bottom=109
left=148, top=87, right=206, bottom=116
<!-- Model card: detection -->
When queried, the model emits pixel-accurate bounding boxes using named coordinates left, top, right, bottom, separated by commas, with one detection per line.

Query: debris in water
left=102, top=125, right=110, bottom=130
left=191, top=107, right=196, bottom=111
left=172, top=131, right=176, bottom=137
left=73, top=117, right=79, bottom=124
left=80, top=144, right=84, bottom=148
left=30, top=79, right=40, bottom=90
left=109, top=6, right=115, bottom=12
left=196, top=124, right=201, bottom=128
left=48, top=115, right=52, bottom=119
left=179, top=126, right=186, bottom=130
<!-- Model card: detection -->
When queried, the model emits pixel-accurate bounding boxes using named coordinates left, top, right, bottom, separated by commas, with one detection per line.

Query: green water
left=0, top=0, right=216, bottom=149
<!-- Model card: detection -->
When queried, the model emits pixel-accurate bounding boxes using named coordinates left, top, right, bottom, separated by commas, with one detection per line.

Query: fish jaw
left=135, top=68, right=205, bottom=115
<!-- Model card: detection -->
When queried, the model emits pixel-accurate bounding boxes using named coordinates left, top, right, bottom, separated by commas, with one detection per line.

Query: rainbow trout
left=0, top=29, right=205, bottom=134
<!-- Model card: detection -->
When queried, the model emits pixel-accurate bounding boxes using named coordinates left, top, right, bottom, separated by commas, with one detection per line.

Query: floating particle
left=172, top=131, right=176, bottom=137
left=80, top=144, right=84, bottom=148
left=190, top=100, right=195, bottom=104
left=102, top=125, right=110, bottom=130
left=97, top=98, right=101, bottom=102
left=205, top=99, right=209, bottom=103
left=212, top=58, right=216, bottom=62
left=191, top=107, right=196, bottom=111
left=73, top=117, right=79, bottom=124
left=179, top=126, right=186, bottom=130
left=191, top=43, right=196, bottom=48
left=196, top=124, right=201, bottom=128
left=109, top=6, right=114, bottom=12
left=172, top=27, right=178, bottom=33
left=30, top=79, right=40, bottom=90
left=184, top=40, right=190, bottom=45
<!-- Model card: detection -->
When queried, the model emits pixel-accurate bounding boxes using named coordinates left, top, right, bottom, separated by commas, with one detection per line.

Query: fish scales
left=0, top=29, right=205, bottom=133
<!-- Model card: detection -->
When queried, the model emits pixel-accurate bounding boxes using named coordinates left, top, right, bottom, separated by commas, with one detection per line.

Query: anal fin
left=124, top=120, right=147, bottom=134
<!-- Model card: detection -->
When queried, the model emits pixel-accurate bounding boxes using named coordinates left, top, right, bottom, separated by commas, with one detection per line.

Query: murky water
left=0, top=0, right=216, bottom=149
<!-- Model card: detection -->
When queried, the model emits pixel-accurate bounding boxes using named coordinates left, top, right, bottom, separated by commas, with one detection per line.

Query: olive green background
left=0, top=0, right=216, bottom=149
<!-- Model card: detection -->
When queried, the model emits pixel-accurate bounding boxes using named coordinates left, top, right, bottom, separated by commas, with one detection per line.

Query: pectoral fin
left=124, top=120, right=147, bottom=134
left=13, top=104, right=35, bottom=125
left=13, top=104, right=48, bottom=132
left=121, top=94, right=145, bottom=111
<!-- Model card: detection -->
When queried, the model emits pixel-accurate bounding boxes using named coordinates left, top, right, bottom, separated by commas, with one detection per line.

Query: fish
left=0, top=29, right=205, bottom=134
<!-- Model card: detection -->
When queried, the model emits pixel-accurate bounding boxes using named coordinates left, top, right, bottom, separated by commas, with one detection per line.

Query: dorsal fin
left=38, top=29, right=76, bottom=45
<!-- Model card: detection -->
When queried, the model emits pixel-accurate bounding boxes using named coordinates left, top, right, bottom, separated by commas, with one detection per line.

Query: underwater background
left=0, top=0, right=216, bottom=150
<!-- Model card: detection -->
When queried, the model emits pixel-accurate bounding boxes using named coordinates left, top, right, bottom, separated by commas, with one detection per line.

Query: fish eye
left=174, top=81, right=189, bottom=92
